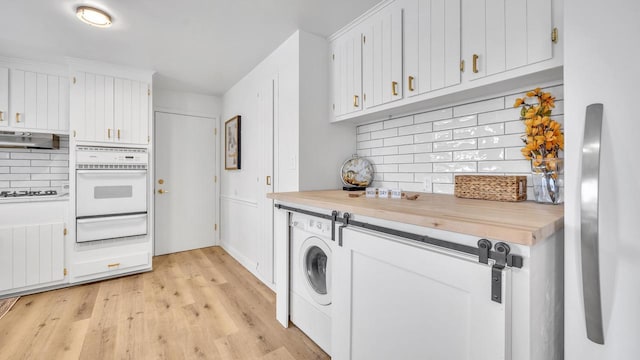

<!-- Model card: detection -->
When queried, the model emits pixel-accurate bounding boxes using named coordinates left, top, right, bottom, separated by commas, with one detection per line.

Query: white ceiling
left=0, top=0, right=379, bottom=96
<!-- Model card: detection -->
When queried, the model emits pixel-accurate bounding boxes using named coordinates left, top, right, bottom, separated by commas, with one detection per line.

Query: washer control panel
left=291, top=213, right=332, bottom=238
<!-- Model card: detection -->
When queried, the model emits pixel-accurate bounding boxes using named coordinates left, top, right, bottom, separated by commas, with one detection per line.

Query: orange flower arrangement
left=513, top=88, right=564, bottom=167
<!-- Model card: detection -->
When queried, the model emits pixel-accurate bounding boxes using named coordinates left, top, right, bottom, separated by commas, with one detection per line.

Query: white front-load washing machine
left=290, top=212, right=333, bottom=355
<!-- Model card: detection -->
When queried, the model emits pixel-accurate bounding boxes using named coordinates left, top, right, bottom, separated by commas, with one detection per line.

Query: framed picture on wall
left=225, top=115, right=241, bottom=170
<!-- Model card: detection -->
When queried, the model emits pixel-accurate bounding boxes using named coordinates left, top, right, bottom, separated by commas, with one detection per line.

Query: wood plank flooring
left=0, top=247, right=330, bottom=360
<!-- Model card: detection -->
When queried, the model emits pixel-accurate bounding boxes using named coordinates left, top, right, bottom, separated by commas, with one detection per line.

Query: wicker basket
left=454, top=175, right=527, bottom=202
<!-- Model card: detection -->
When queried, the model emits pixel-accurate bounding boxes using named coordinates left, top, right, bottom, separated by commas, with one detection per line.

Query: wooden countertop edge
left=267, top=192, right=565, bottom=246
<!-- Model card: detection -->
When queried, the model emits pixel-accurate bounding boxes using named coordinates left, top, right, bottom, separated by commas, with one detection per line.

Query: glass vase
left=531, top=158, right=564, bottom=204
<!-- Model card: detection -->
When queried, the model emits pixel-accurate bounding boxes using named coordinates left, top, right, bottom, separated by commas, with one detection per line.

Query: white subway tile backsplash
left=478, top=160, right=531, bottom=173
left=433, top=139, right=477, bottom=152
left=454, top=149, right=505, bottom=161
left=11, top=167, right=49, bottom=174
left=358, top=122, right=383, bottom=134
left=398, top=143, right=432, bottom=154
left=478, top=134, right=523, bottom=149
left=384, top=116, right=413, bottom=129
left=0, top=160, right=30, bottom=167
left=371, top=128, right=398, bottom=139
left=374, top=164, right=399, bottom=173
left=433, top=184, right=455, bottom=194
left=399, top=163, right=433, bottom=173
left=454, top=98, right=505, bottom=117
left=384, top=173, right=414, bottom=182
left=433, top=115, right=477, bottom=131
left=358, top=139, right=384, bottom=149
left=355, top=86, right=563, bottom=195
left=10, top=152, right=50, bottom=160
left=433, top=162, right=477, bottom=173
left=478, top=108, right=521, bottom=125
left=414, top=108, right=453, bottom=123
left=453, top=123, right=504, bottom=139
left=399, top=122, right=433, bottom=136
left=415, top=152, right=453, bottom=163
left=384, top=135, right=414, bottom=147
left=371, top=147, right=399, bottom=156
left=384, top=154, right=414, bottom=164
left=0, top=136, right=69, bottom=191
left=415, top=131, right=452, bottom=143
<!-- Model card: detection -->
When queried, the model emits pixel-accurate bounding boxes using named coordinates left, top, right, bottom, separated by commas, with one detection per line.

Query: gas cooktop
left=0, top=190, right=58, bottom=198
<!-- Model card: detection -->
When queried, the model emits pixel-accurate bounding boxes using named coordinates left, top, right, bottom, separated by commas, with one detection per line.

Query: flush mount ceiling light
left=76, top=6, right=112, bottom=28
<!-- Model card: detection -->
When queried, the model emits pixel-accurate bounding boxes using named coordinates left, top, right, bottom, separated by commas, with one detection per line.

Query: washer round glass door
left=300, top=236, right=332, bottom=305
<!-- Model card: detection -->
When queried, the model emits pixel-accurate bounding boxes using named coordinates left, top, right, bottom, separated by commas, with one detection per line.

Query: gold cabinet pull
left=392, top=81, right=398, bottom=96
left=107, top=263, right=120, bottom=268
left=15, top=113, right=21, bottom=123
left=472, top=54, right=479, bottom=73
left=353, top=95, right=359, bottom=108
left=460, top=60, right=465, bottom=72
left=266, top=176, right=272, bottom=186
left=117, top=129, right=121, bottom=139
left=408, top=76, right=415, bottom=92
left=0, top=110, right=4, bottom=121
left=552, top=27, right=558, bottom=43
left=108, top=128, right=111, bottom=139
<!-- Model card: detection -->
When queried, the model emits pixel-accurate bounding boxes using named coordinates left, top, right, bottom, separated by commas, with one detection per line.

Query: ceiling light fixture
left=76, top=6, right=112, bottom=28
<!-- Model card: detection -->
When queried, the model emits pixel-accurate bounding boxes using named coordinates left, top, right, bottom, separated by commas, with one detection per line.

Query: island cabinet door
left=332, top=227, right=510, bottom=360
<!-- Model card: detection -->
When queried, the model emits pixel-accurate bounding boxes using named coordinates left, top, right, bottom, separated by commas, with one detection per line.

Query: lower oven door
left=77, top=213, right=147, bottom=243
left=77, top=170, right=147, bottom=217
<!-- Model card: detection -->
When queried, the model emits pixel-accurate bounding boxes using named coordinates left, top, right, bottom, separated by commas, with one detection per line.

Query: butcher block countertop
left=267, top=190, right=564, bottom=246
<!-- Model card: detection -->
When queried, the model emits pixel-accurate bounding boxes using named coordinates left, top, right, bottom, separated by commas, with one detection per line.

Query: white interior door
left=154, top=111, right=217, bottom=255
left=259, top=77, right=275, bottom=284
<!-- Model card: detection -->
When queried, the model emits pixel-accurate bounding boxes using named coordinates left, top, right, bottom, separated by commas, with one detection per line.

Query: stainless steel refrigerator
left=565, top=0, right=640, bottom=358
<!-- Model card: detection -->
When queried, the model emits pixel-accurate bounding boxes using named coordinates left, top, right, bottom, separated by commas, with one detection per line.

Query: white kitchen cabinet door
left=74, top=72, right=115, bottom=142
left=0, top=67, right=8, bottom=127
left=404, top=0, right=461, bottom=96
left=462, top=0, right=487, bottom=81
left=526, top=0, right=552, bottom=64
left=332, top=28, right=363, bottom=117
left=114, top=78, right=149, bottom=144
left=0, top=223, right=65, bottom=292
left=333, top=227, right=509, bottom=360
left=8, top=69, right=68, bottom=132
left=362, top=3, right=403, bottom=109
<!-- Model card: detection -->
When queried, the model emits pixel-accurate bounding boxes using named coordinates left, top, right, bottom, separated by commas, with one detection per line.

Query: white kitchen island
left=269, top=190, right=564, bottom=360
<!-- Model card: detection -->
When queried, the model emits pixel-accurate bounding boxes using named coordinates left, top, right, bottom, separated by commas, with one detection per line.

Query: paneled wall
left=356, top=85, right=564, bottom=198
left=0, top=136, right=69, bottom=192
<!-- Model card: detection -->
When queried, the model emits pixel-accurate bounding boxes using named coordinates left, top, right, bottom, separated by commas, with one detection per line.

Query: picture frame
left=224, top=115, right=241, bottom=170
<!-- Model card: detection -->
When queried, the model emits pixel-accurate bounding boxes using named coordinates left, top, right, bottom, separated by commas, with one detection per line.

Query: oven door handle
left=77, top=213, right=147, bottom=223
left=77, top=170, right=147, bottom=175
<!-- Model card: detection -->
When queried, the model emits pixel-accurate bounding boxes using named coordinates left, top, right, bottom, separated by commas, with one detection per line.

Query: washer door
left=300, top=236, right=332, bottom=305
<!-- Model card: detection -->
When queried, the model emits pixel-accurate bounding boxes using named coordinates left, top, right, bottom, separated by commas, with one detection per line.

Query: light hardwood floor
left=0, top=247, right=329, bottom=360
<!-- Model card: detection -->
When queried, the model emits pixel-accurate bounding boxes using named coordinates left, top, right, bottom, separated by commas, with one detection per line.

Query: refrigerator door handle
left=580, top=103, right=605, bottom=345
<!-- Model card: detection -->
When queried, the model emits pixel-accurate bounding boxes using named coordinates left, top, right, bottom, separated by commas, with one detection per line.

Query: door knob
left=158, top=179, right=164, bottom=184
left=158, top=189, right=168, bottom=194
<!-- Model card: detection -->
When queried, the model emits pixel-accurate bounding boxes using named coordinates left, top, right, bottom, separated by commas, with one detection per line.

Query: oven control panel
left=76, top=146, right=148, bottom=168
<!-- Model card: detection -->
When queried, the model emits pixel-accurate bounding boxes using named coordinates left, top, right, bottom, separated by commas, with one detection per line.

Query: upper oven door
left=76, top=170, right=148, bottom=217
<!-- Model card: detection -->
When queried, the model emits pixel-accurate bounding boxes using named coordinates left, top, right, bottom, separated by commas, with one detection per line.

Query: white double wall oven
left=75, top=146, right=149, bottom=243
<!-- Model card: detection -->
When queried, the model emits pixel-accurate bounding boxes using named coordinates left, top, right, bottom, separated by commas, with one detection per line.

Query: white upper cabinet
left=462, top=0, right=553, bottom=81
left=404, top=0, right=461, bottom=96
left=362, top=2, right=403, bottom=108
left=72, top=71, right=150, bottom=145
left=6, top=69, right=69, bottom=132
left=331, top=29, right=363, bottom=117
left=0, top=67, right=8, bottom=128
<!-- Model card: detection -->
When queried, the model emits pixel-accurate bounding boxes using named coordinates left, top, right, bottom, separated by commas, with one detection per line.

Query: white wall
left=153, top=88, right=221, bottom=118
left=220, top=30, right=356, bottom=286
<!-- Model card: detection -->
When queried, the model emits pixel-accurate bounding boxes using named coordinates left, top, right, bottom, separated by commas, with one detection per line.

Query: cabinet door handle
left=15, top=113, right=21, bottom=123
left=408, top=76, right=415, bottom=92
left=392, top=81, right=398, bottom=96
left=353, top=95, right=359, bottom=108
left=266, top=176, right=272, bottom=186
left=0, top=110, right=4, bottom=121
left=108, top=128, right=111, bottom=139
left=107, top=263, right=120, bottom=268
left=472, top=54, right=480, bottom=73
left=117, top=129, right=121, bottom=140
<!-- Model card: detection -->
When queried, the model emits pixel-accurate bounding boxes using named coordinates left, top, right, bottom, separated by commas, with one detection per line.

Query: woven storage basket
left=454, top=175, right=527, bottom=202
